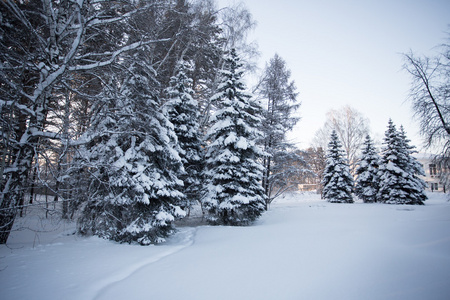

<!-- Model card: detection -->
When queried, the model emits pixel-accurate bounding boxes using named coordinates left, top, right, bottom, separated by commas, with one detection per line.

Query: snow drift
left=1, top=192, right=449, bottom=300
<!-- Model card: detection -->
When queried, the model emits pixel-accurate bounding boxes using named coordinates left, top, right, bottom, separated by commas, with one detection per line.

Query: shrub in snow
left=322, top=130, right=354, bottom=203
left=203, top=49, right=266, bottom=225
left=377, top=120, right=427, bottom=205
left=267, top=148, right=312, bottom=202
left=165, top=61, right=204, bottom=211
left=355, top=135, right=381, bottom=203
left=75, top=60, right=186, bottom=245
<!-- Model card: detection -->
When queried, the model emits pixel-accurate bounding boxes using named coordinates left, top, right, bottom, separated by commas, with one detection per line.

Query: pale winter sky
left=217, top=0, right=450, bottom=150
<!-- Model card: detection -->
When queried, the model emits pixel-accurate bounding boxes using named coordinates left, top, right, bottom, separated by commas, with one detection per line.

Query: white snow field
left=1, top=192, right=450, bottom=300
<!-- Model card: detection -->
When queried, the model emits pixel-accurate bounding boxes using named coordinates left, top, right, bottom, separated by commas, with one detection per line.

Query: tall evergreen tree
left=203, top=49, right=266, bottom=225
left=377, top=120, right=426, bottom=205
left=76, top=57, right=186, bottom=245
left=165, top=61, right=204, bottom=211
left=355, top=135, right=381, bottom=203
left=257, top=54, right=300, bottom=207
left=322, top=130, right=354, bottom=203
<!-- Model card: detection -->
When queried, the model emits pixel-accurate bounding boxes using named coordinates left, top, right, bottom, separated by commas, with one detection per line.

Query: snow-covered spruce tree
left=164, top=61, right=204, bottom=211
left=397, top=125, right=427, bottom=203
left=399, top=126, right=427, bottom=186
left=377, top=120, right=426, bottom=205
left=203, top=49, right=266, bottom=225
left=76, top=59, right=186, bottom=245
left=355, top=135, right=381, bottom=203
left=322, top=130, right=354, bottom=203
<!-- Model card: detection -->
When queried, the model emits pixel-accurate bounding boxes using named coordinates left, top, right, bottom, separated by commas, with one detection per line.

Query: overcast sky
left=217, top=0, right=449, bottom=150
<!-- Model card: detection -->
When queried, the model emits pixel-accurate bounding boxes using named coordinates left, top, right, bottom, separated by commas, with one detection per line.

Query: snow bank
left=1, top=192, right=449, bottom=300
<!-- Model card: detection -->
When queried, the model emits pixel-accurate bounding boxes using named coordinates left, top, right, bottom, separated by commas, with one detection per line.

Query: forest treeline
left=0, top=0, right=307, bottom=244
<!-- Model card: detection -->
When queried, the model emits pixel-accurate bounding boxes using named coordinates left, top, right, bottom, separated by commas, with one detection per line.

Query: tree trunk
left=263, top=157, right=271, bottom=210
left=0, top=155, right=34, bottom=243
left=0, top=209, right=16, bottom=244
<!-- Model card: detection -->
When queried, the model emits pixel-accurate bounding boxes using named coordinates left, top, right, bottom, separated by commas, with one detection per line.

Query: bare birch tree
left=313, top=105, right=370, bottom=176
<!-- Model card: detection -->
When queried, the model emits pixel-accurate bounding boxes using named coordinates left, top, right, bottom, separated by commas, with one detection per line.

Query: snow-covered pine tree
left=76, top=58, right=186, bottom=245
left=355, top=135, right=381, bottom=203
left=322, top=130, right=354, bottom=203
left=203, top=48, right=266, bottom=225
left=165, top=61, right=204, bottom=212
left=377, top=120, right=426, bottom=205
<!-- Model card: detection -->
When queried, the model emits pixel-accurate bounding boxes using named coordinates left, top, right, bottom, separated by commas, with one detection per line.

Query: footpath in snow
left=1, top=192, right=450, bottom=300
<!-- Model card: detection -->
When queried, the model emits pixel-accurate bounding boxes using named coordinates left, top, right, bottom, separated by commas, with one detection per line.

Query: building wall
left=416, top=154, right=443, bottom=192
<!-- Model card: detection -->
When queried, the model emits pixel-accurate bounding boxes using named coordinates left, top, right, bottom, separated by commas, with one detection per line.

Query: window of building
left=429, top=164, right=437, bottom=176
left=430, top=182, right=439, bottom=191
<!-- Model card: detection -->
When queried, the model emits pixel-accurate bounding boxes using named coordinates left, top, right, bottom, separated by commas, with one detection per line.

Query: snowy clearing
left=1, top=192, right=450, bottom=300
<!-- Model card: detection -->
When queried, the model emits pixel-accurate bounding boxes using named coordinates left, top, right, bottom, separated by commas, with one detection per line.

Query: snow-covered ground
left=1, top=192, right=450, bottom=300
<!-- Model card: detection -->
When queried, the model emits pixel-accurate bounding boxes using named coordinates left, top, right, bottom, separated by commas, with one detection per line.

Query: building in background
left=416, top=153, right=445, bottom=193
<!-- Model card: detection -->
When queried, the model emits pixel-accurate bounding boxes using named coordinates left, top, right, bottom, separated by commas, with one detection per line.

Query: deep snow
left=1, top=192, right=450, bottom=300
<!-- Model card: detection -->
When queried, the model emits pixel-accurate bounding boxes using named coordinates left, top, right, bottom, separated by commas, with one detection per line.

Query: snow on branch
left=84, top=2, right=159, bottom=28
left=19, top=128, right=60, bottom=146
left=0, top=100, right=36, bottom=118
left=70, top=38, right=171, bottom=71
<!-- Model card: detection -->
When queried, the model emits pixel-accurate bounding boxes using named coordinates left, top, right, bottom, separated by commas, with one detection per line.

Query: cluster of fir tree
left=77, top=49, right=266, bottom=245
left=0, top=0, right=268, bottom=245
left=322, top=120, right=427, bottom=205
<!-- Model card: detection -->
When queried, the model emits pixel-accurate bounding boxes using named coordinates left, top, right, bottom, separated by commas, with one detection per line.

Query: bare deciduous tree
left=0, top=0, right=171, bottom=244
left=313, top=105, right=370, bottom=175
left=403, top=35, right=450, bottom=191
left=403, top=52, right=450, bottom=146
left=303, top=147, right=327, bottom=194
left=218, top=2, right=259, bottom=73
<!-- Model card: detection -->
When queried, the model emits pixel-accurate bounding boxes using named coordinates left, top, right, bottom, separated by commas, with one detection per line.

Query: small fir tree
left=355, top=135, right=381, bottom=203
left=322, top=130, right=354, bottom=203
left=377, top=120, right=427, bottom=205
left=165, top=61, right=204, bottom=211
left=203, top=49, right=266, bottom=225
